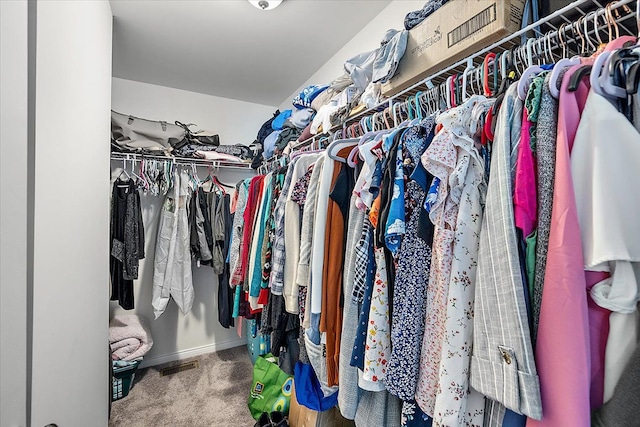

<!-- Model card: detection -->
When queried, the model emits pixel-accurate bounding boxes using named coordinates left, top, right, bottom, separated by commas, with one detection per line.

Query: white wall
left=278, top=0, right=424, bottom=110
left=0, top=1, right=29, bottom=426
left=30, top=1, right=113, bottom=426
left=113, top=78, right=277, bottom=145
left=110, top=78, right=273, bottom=366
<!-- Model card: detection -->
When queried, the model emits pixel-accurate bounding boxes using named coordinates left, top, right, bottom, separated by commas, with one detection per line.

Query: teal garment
left=249, top=174, right=273, bottom=297
left=525, top=71, right=549, bottom=152
left=526, top=230, right=537, bottom=301
left=232, top=285, right=241, bottom=318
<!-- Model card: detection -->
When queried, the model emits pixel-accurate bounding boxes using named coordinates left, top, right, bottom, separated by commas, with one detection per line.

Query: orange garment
left=320, top=146, right=352, bottom=387
left=369, top=195, right=381, bottom=229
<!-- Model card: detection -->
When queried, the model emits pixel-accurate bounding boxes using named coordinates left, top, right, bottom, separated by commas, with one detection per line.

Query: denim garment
left=272, top=109, right=292, bottom=131
left=372, top=29, right=408, bottom=84
left=404, top=0, right=448, bottom=30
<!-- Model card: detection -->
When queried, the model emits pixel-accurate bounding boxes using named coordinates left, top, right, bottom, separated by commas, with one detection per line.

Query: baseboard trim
left=139, top=338, right=247, bottom=368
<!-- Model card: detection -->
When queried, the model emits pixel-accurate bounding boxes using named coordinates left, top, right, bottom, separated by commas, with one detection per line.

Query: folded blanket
left=195, top=150, right=244, bottom=163
left=109, top=314, right=153, bottom=361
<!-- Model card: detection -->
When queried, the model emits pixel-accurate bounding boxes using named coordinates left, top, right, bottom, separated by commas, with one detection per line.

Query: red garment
left=231, top=175, right=264, bottom=286
left=257, top=288, right=270, bottom=306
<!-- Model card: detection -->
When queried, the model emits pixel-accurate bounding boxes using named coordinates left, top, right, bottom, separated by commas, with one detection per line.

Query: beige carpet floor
left=109, top=346, right=256, bottom=427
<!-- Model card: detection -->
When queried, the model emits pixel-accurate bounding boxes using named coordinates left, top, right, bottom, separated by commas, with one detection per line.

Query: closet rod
left=110, top=152, right=255, bottom=171
left=345, top=0, right=636, bottom=119
left=291, top=0, right=635, bottom=150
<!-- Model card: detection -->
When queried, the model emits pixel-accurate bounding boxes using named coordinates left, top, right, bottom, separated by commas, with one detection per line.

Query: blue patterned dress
left=385, top=119, right=436, bottom=402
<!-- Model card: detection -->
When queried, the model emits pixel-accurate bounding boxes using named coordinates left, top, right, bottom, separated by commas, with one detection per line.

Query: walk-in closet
left=2, top=0, right=640, bottom=426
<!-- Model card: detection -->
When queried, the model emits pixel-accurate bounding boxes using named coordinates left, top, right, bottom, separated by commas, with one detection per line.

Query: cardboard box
left=288, top=383, right=318, bottom=427
left=288, top=383, right=355, bottom=427
left=382, top=0, right=526, bottom=96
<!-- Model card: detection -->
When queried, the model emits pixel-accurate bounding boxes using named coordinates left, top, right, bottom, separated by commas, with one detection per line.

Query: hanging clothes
left=386, top=119, right=435, bottom=401
left=470, top=84, right=542, bottom=422
left=321, top=148, right=356, bottom=388
left=110, top=178, right=145, bottom=310
left=284, top=154, right=321, bottom=313
left=152, top=169, right=194, bottom=318
left=229, top=179, right=250, bottom=287
left=531, top=73, right=558, bottom=341
left=415, top=96, right=490, bottom=424
left=572, top=91, right=640, bottom=405
left=189, top=186, right=213, bottom=266
left=526, top=65, right=592, bottom=427
left=216, top=192, right=234, bottom=329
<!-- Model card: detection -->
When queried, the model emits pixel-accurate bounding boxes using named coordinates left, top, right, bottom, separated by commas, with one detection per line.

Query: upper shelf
left=289, top=0, right=637, bottom=151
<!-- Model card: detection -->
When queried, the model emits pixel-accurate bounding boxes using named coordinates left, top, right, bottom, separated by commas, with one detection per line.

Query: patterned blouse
left=415, top=96, right=489, bottom=426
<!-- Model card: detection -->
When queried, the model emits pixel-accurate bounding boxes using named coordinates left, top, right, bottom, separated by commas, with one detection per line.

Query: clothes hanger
left=518, top=38, right=545, bottom=100
left=407, top=94, right=422, bottom=125
left=347, top=120, right=384, bottom=167
left=501, top=50, right=509, bottom=81
left=392, top=102, right=401, bottom=128
left=444, top=76, right=452, bottom=109
left=137, top=158, right=150, bottom=193
left=465, top=66, right=475, bottom=98
left=483, top=53, right=496, bottom=96
left=597, top=47, right=637, bottom=98
left=593, top=10, right=605, bottom=47
left=451, top=74, right=459, bottom=107
left=511, top=47, right=521, bottom=77
left=549, top=23, right=581, bottom=98
left=425, top=90, right=435, bottom=115
left=569, top=10, right=626, bottom=93
left=405, top=98, right=414, bottom=122
left=117, top=156, right=132, bottom=183
left=545, top=31, right=557, bottom=63
left=587, top=10, right=620, bottom=95
left=493, top=52, right=502, bottom=94
left=413, top=91, right=424, bottom=121
left=326, top=137, right=359, bottom=163
left=128, top=156, right=145, bottom=184
left=572, top=18, right=587, bottom=57
left=583, top=14, right=598, bottom=55
left=383, top=107, right=393, bottom=129
left=590, top=49, right=613, bottom=95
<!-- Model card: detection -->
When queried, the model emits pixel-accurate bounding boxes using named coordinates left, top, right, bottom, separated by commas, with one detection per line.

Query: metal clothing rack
left=110, top=151, right=256, bottom=172
left=287, top=0, right=637, bottom=150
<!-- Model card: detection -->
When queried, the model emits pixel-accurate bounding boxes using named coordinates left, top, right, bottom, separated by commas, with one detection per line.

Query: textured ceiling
left=111, top=0, right=392, bottom=106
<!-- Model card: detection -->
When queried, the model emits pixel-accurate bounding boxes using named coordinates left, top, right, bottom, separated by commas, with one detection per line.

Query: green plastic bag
left=248, top=353, right=294, bottom=420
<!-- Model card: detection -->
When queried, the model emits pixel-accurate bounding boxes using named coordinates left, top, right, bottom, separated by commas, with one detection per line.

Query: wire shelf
left=110, top=151, right=256, bottom=171
left=288, top=0, right=637, bottom=150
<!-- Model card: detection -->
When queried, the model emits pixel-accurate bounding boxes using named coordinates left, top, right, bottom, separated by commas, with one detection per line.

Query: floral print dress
left=415, top=96, right=489, bottom=425
left=361, top=246, right=391, bottom=392
left=386, top=119, right=437, bottom=401
left=431, top=99, right=491, bottom=427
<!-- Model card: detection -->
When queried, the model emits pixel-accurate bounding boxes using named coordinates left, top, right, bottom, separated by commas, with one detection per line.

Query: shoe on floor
left=269, top=411, right=289, bottom=427
left=254, top=412, right=272, bottom=427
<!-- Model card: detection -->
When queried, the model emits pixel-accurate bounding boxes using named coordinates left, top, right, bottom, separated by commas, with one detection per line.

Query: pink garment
left=514, top=109, right=537, bottom=237
left=529, top=39, right=633, bottom=425
left=526, top=65, right=591, bottom=427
